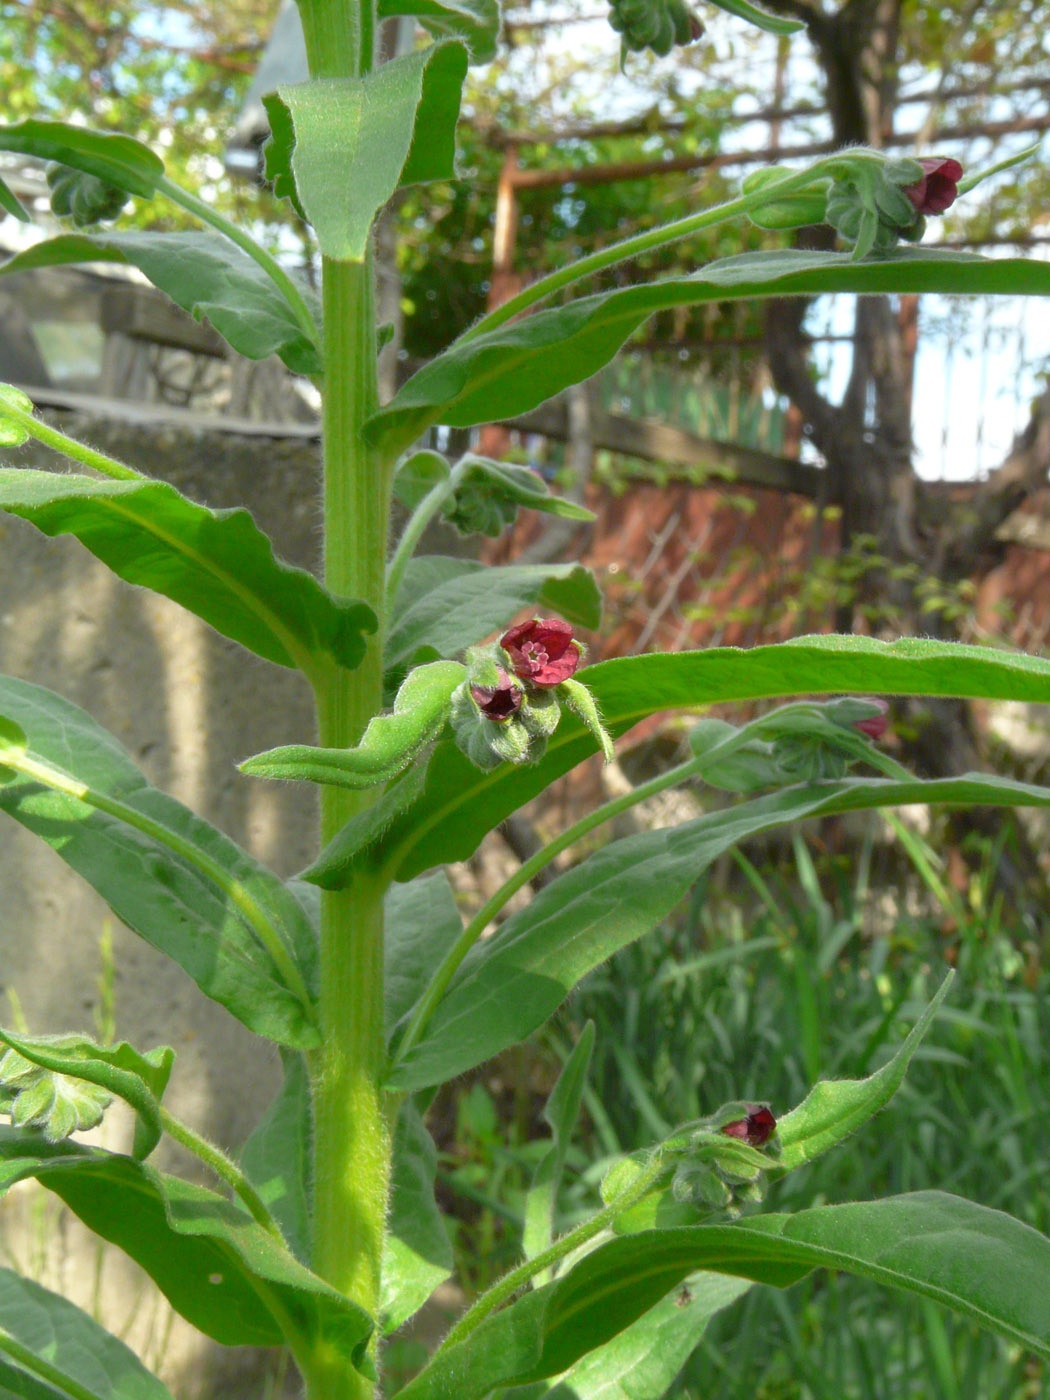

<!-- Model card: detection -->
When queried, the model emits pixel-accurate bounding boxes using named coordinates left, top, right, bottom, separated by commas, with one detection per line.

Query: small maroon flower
left=902, top=157, right=963, bottom=216
left=853, top=698, right=889, bottom=741
left=470, top=668, right=523, bottom=722
left=722, top=1105, right=777, bottom=1147
left=501, top=618, right=581, bottom=688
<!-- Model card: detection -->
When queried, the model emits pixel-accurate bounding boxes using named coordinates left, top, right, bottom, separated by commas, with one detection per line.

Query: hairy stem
left=0, top=401, right=143, bottom=479
left=461, top=160, right=845, bottom=341
left=393, top=750, right=708, bottom=1065
left=158, top=1106, right=284, bottom=1238
left=305, top=253, right=392, bottom=1400
left=440, top=1148, right=671, bottom=1349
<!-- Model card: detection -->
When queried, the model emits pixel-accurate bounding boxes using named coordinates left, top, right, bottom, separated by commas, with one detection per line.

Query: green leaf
left=387, top=558, right=602, bottom=674
left=0, top=1131, right=371, bottom=1366
left=241, top=660, right=466, bottom=789
left=371, top=635, right=1050, bottom=882
left=0, top=469, right=374, bottom=674
left=0, top=232, right=320, bottom=376
left=0, top=387, right=35, bottom=449
left=379, top=0, right=500, bottom=63
left=400, top=1193, right=1050, bottom=1399
left=0, top=1356, right=67, bottom=1400
left=366, top=249, right=1050, bottom=452
left=301, top=760, right=431, bottom=890
left=430, top=456, right=595, bottom=537
left=707, top=0, right=804, bottom=34
left=0, top=120, right=163, bottom=200
left=381, top=1104, right=453, bottom=1334
left=0, top=1030, right=174, bottom=1159
left=264, top=44, right=467, bottom=263
left=775, top=971, right=954, bottom=1172
left=385, top=872, right=463, bottom=1038
left=501, top=1273, right=754, bottom=1400
left=240, top=1052, right=312, bottom=1262
left=0, top=177, right=30, bottom=224
left=0, top=676, right=319, bottom=1050
left=387, top=773, right=1050, bottom=1091
left=0, top=1265, right=175, bottom=1400
left=522, top=1023, right=595, bottom=1282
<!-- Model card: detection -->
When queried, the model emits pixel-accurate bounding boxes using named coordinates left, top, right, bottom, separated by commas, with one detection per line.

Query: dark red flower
left=501, top=618, right=581, bottom=687
left=853, top=698, right=889, bottom=741
left=903, top=157, right=963, bottom=215
left=470, top=668, right=523, bottom=722
left=722, top=1105, right=776, bottom=1147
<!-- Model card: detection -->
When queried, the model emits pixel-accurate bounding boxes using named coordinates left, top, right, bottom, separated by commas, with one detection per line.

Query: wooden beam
left=503, top=398, right=823, bottom=497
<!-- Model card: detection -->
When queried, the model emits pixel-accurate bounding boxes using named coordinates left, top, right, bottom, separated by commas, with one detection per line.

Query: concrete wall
left=0, top=405, right=330, bottom=1396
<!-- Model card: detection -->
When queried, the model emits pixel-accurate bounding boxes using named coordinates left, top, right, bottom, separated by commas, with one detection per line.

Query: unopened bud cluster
left=744, top=150, right=963, bottom=259
left=451, top=618, right=613, bottom=770
left=608, top=0, right=702, bottom=57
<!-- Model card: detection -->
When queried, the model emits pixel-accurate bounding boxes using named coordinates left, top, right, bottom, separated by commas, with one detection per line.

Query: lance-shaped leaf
left=0, top=469, right=373, bottom=674
left=366, top=249, right=1050, bottom=453
left=0, top=1029, right=174, bottom=1159
left=366, top=635, right=1050, bottom=882
left=0, top=120, right=164, bottom=199
left=500, top=1272, right=754, bottom=1400
left=0, top=1265, right=176, bottom=1400
left=0, top=176, right=30, bottom=224
left=0, top=676, right=319, bottom=1049
left=263, top=43, right=467, bottom=263
left=241, top=660, right=465, bottom=789
left=707, top=0, right=803, bottom=35
left=387, top=558, right=601, bottom=674
left=386, top=773, right=1050, bottom=1091
left=774, top=971, right=954, bottom=1172
left=379, top=0, right=500, bottom=63
left=522, top=1023, right=595, bottom=1283
left=384, top=872, right=463, bottom=1037
left=241, top=1051, right=312, bottom=1262
left=0, top=232, right=320, bottom=376
left=399, top=1193, right=1050, bottom=1399
left=0, top=1130, right=371, bottom=1367
left=381, top=1103, right=453, bottom=1334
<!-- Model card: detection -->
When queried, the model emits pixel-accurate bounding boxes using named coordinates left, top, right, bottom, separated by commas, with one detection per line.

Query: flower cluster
left=451, top=618, right=613, bottom=770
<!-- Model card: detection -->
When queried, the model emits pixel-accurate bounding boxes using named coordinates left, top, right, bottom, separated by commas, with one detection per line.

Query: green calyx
left=0, top=1040, right=112, bottom=1143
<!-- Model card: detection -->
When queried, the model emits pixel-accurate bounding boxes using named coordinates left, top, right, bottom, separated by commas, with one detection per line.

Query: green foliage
left=264, top=43, right=467, bottom=262
left=0, top=676, right=319, bottom=1049
left=0, top=466, right=373, bottom=672
left=369, top=249, right=1050, bottom=452
left=0, top=1130, right=372, bottom=1364
left=240, top=660, right=467, bottom=788
left=5, top=16, right=1050, bottom=1400
left=0, top=1030, right=174, bottom=1158
left=0, top=233, right=322, bottom=375
left=0, top=1266, right=177, bottom=1399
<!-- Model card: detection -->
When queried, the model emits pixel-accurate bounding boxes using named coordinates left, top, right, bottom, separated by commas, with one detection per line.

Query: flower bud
left=469, top=668, right=524, bottom=722
left=901, top=157, right=963, bottom=215
left=720, top=1104, right=777, bottom=1147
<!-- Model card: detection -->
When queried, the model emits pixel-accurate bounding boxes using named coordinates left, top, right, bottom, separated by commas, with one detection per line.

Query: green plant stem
left=157, top=1105, right=284, bottom=1239
left=0, top=748, right=314, bottom=1017
left=306, top=251, right=391, bottom=1400
left=440, top=1148, right=671, bottom=1350
left=0, top=1326, right=105, bottom=1400
left=461, top=160, right=842, bottom=341
left=156, top=175, right=321, bottom=350
left=393, top=750, right=708, bottom=1065
left=1, top=402, right=143, bottom=479
left=384, top=471, right=457, bottom=614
